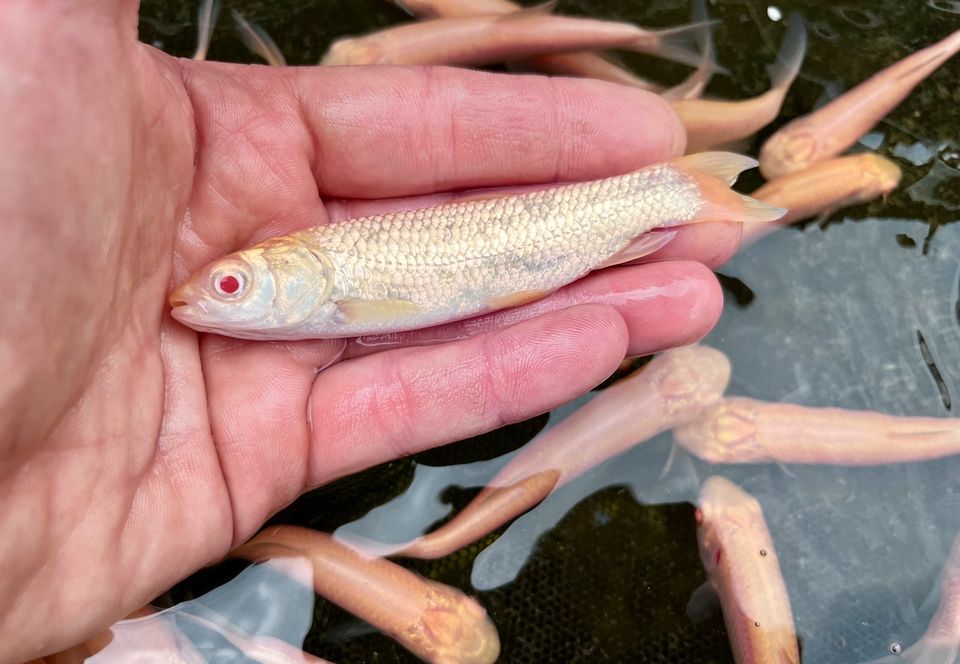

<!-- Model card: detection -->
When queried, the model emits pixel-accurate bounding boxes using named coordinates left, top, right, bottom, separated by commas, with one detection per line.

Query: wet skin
left=0, top=1, right=739, bottom=660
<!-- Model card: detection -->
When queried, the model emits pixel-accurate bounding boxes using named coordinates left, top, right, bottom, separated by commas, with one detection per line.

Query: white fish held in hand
left=170, top=153, right=784, bottom=339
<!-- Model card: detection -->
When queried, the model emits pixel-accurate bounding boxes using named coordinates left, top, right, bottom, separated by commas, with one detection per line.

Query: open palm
left=0, top=2, right=739, bottom=661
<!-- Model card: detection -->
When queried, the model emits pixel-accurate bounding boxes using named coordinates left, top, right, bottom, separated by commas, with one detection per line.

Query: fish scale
left=304, top=167, right=697, bottom=322
left=170, top=152, right=783, bottom=339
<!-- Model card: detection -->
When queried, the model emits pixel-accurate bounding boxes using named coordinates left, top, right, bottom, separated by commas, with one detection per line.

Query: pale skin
left=398, top=344, right=731, bottom=559
left=233, top=527, right=500, bottom=664
left=0, top=1, right=740, bottom=661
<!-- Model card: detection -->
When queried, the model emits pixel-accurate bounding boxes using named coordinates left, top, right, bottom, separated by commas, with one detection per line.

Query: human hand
left=0, top=1, right=738, bottom=660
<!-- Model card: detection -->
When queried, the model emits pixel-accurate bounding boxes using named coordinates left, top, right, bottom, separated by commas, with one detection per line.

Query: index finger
left=296, top=65, right=687, bottom=198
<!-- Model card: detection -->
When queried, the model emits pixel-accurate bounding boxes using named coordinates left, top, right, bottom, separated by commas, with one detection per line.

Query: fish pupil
left=219, top=275, right=241, bottom=294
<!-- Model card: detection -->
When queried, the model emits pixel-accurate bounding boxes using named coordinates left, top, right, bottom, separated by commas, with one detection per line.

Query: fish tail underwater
left=69, top=0, right=960, bottom=663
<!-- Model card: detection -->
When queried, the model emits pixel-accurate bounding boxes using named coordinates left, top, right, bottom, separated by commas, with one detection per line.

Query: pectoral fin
left=686, top=580, right=721, bottom=623
left=336, top=298, right=423, bottom=324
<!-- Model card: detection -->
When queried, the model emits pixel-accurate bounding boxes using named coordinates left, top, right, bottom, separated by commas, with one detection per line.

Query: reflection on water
left=130, top=0, right=960, bottom=662
left=90, top=560, right=316, bottom=662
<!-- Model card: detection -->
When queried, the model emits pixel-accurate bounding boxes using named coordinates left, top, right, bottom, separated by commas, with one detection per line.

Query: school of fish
left=36, top=1, right=960, bottom=663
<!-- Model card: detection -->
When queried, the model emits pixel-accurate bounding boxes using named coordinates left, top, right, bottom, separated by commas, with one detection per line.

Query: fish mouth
left=168, top=284, right=208, bottom=327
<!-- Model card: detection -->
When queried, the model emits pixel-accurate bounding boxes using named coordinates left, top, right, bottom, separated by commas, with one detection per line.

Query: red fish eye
left=219, top=275, right=240, bottom=294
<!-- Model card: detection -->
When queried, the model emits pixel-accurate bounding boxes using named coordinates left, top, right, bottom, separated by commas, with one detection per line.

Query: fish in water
left=232, top=9, right=287, bottom=66
left=320, top=4, right=721, bottom=73
left=759, top=28, right=960, bottom=179
left=192, top=0, right=220, bottom=61
left=169, top=152, right=783, bottom=340
left=694, top=476, right=801, bottom=664
left=742, top=152, right=902, bottom=246
left=672, top=13, right=807, bottom=154
left=865, top=530, right=960, bottom=664
left=231, top=526, right=500, bottom=664
left=396, top=344, right=731, bottom=559
left=385, top=0, right=663, bottom=91
left=673, top=397, right=960, bottom=465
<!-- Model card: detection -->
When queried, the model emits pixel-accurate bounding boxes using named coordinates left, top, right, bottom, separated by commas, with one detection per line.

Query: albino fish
left=742, top=152, right=902, bottom=245
left=694, top=476, right=800, bottom=664
left=232, top=9, right=287, bottom=66
left=386, top=0, right=714, bottom=96
left=320, top=6, right=720, bottom=72
left=169, top=152, right=784, bottom=340
left=660, top=0, right=716, bottom=102
left=231, top=526, right=500, bottom=664
left=867, top=530, right=960, bottom=664
left=759, top=28, right=960, bottom=179
left=192, top=0, right=221, bottom=61
left=673, top=14, right=807, bottom=154
left=397, top=344, right=731, bottom=559
left=674, top=397, right=960, bottom=465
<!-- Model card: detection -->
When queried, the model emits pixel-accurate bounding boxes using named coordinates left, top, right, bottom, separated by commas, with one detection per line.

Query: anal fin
left=595, top=230, right=677, bottom=269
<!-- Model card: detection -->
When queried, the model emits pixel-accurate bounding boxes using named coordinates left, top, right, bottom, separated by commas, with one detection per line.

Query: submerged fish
left=397, top=344, right=731, bottom=559
left=170, top=152, right=783, bottom=340
left=232, top=526, right=500, bottom=664
left=192, top=0, right=220, bottom=61
left=759, top=28, right=960, bottom=179
left=742, top=152, right=902, bottom=245
left=232, top=9, right=287, bottom=66
left=320, top=6, right=720, bottom=72
left=674, top=397, right=960, bottom=465
left=387, top=0, right=715, bottom=97
left=386, top=0, right=662, bottom=90
left=694, top=476, right=800, bottom=664
left=673, top=13, right=807, bottom=154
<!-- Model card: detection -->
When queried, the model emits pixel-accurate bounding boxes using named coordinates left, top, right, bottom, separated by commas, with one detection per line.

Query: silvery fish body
left=169, top=152, right=782, bottom=340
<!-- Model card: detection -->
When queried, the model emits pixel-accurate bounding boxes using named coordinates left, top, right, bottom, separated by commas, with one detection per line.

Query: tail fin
left=766, top=12, right=807, bottom=92
left=661, top=0, right=717, bottom=100
left=192, top=0, right=221, bottom=61
left=670, top=152, right=787, bottom=225
left=397, top=469, right=561, bottom=560
left=232, top=9, right=287, bottom=67
left=647, top=21, right=730, bottom=75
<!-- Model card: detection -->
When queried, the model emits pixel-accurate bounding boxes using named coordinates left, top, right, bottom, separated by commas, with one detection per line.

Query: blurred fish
left=864, top=530, right=960, bottom=664
left=660, top=0, right=716, bottom=101
left=760, top=28, right=960, bottom=179
left=674, top=397, right=960, bottom=465
left=191, top=0, right=220, bottom=61
left=693, top=476, right=800, bottom=664
left=169, top=153, right=784, bottom=340
left=672, top=13, right=807, bottom=154
left=232, top=526, right=500, bottom=664
left=396, top=344, right=731, bottom=559
left=742, top=152, right=902, bottom=245
left=321, top=5, right=723, bottom=73
left=387, top=0, right=664, bottom=92
left=232, top=9, right=287, bottom=66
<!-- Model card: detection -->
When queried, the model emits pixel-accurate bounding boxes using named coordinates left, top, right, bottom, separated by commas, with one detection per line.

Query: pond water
left=126, top=1, right=960, bottom=662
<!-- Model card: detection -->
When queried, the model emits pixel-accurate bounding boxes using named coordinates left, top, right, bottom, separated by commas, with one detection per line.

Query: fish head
left=695, top=475, right=764, bottom=571
left=169, top=239, right=335, bottom=338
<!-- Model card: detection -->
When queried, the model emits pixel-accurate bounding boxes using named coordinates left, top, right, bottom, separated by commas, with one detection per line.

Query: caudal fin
left=766, top=13, right=808, bottom=92
left=192, top=0, right=221, bottom=61
left=232, top=9, right=287, bottom=66
left=670, top=152, right=787, bottom=225
left=648, top=21, right=730, bottom=75
left=661, top=0, right=716, bottom=100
